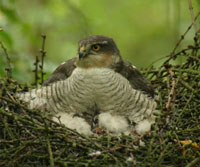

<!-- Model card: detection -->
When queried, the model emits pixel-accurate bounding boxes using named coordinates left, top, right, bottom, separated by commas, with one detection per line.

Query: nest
left=0, top=31, right=200, bottom=167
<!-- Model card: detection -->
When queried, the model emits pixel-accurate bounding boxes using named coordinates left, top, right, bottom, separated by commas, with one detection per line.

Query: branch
left=187, top=0, right=197, bottom=33
left=39, top=34, right=46, bottom=84
left=0, top=42, right=12, bottom=79
left=171, top=11, right=200, bottom=57
left=32, top=55, right=40, bottom=88
left=166, top=68, right=177, bottom=111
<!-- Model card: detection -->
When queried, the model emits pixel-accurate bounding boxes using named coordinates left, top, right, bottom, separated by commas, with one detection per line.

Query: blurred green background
left=0, top=0, right=199, bottom=83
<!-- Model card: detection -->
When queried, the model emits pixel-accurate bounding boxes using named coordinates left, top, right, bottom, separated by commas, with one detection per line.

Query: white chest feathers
left=17, top=67, right=158, bottom=135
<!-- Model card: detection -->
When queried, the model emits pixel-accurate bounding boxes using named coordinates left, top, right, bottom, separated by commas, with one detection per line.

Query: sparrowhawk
left=17, top=35, right=158, bottom=135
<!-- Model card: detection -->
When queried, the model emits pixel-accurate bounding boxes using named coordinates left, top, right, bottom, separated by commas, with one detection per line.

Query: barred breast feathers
left=89, top=68, right=158, bottom=135
left=16, top=68, right=95, bottom=113
left=16, top=67, right=158, bottom=135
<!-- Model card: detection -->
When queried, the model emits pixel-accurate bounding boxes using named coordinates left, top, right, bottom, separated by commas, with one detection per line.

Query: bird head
left=76, top=35, right=122, bottom=69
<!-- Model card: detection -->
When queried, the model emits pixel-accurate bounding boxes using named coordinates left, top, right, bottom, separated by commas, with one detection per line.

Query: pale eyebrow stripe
left=91, top=41, right=108, bottom=45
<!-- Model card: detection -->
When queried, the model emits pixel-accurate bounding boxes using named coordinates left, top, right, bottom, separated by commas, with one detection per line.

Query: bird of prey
left=17, top=35, right=158, bottom=135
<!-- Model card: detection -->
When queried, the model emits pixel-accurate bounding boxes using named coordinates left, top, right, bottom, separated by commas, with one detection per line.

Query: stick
left=40, top=34, right=46, bottom=84
left=0, top=42, right=12, bottom=78
left=166, top=68, right=176, bottom=111
left=171, top=11, right=200, bottom=56
left=187, top=0, right=197, bottom=33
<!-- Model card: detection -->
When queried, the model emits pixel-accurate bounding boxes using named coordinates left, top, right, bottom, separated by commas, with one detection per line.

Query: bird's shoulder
left=117, top=60, right=155, bottom=97
left=43, top=58, right=155, bottom=97
left=42, top=57, right=77, bottom=86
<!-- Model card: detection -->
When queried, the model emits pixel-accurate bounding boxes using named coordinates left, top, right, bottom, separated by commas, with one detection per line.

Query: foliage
left=0, top=25, right=200, bottom=167
left=0, top=0, right=200, bottom=83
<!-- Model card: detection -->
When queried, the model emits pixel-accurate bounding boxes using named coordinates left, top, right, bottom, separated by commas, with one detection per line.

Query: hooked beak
left=79, top=46, right=87, bottom=59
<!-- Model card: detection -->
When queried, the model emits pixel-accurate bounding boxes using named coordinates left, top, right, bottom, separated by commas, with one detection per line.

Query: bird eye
left=92, top=44, right=101, bottom=51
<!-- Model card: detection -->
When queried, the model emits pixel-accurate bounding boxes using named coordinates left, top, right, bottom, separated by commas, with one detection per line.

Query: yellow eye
left=92, top=44, right=101, bottom=51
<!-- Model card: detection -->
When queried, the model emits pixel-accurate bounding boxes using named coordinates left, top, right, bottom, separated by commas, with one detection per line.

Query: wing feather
left=118, top=60, right=155, bottom=97
left=42, top=58, right=76, bottom=86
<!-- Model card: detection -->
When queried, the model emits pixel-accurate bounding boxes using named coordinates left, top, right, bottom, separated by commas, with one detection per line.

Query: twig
left=187, top=0, right=197, bottom=33
left=47, top=136, right=55, bottom=167
left=179, top=78, right=196, bottom=92
left=0, top=108, right=36, bottom=127
left=40, top=34, right=46, bottom=84
left=150, top=45, right=200, bottom=68
left=166, top=68, right=176, bottom=111
left=156, top=11, right=200, bottom=73
left=170, top=11, right=200, bottom=57
left=172, top=68, right=200, bottom=75
left=154, top=143, right=171, bottom=166
left=0, top=95, right=33, bottom=113
left=32, top=55, right=40, bottom=88
left=186, top=157, right=200, bottom=167
left=0, top=42, right=12, bottom=78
